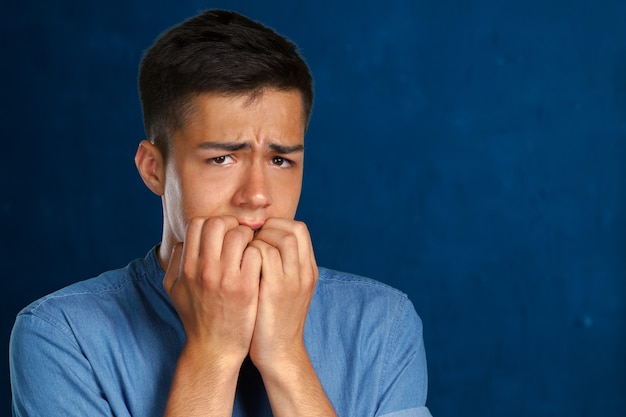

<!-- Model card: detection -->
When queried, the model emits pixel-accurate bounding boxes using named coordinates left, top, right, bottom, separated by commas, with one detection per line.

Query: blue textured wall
left=2, top=1, right=625, bottom=416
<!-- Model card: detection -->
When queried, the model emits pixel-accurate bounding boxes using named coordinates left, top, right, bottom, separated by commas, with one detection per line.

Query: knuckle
left=220, top=275, right=251, bottom=297
left=244, top=245, right=261, bottom=258
left=226, top=225, right=251, bottom=243
left=267, top=246, right=281, bottom=260
left=282, top=233, right=298, bottom=248
left=187, top=216, right=206, bottom=231
left=293, top=220, right=309, bottom=235
left=218, top=274, right=234, bottom=291
left=206, top=215, right=237, bottom=231
left=181, top=262, right=195, bottom=280
left=205, top=216, right=227, bottom=231
left=294, top=220, right=309, bottom=232
left=199, top=268, right=218, bottom=287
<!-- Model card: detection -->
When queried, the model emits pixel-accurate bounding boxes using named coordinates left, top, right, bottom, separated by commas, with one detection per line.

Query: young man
left=10, top=10, right=432, bottom=417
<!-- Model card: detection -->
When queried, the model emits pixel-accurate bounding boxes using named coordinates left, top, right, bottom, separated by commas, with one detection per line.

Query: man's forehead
left=174, top=89, right=306, bottom=145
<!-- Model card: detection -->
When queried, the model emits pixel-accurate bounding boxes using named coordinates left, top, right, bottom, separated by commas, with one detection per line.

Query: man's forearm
left=163, top=344, right=242, bottom=417
left=259, top=345, right=337, bottom=417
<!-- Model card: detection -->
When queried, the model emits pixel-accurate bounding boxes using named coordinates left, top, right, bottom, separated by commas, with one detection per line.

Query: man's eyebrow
left=268, top=143, right=304, bottom=154
left=197, top=142, right=251, bottom=151
left=197, top=141, right=304, bottom=153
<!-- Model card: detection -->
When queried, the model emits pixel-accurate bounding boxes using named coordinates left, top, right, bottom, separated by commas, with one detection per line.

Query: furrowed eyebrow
left=197, top=142, right=251, bottom=152
left=268, top=143, right=304, bottom=154
left=197, top=141, right=304, bottom=154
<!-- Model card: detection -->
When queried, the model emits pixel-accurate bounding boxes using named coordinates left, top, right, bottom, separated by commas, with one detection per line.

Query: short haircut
left=138, top=9, right=314, bottom=158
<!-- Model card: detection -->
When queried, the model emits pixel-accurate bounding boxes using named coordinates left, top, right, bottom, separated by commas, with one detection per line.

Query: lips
left=239, top=220, right=265, bottom=233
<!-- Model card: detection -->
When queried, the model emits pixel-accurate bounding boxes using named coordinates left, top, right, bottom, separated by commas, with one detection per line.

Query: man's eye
left=271, top=157, right=294, bottom=167
left=208, top=155, right=233, bottom=165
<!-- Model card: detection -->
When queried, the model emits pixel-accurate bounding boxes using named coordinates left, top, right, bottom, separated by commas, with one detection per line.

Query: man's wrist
left=179, top=341, right=246, bottom=378
left=252, top=341, right=310, bottom=383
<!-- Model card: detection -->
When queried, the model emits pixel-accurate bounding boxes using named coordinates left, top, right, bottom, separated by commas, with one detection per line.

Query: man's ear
left=135, top=140, right=166, bottom=196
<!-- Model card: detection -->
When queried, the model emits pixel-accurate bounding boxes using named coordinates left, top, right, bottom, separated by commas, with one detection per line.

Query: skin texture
left=134, top=89, right=337, bottom=417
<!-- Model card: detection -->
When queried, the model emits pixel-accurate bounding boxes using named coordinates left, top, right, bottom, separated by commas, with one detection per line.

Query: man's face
left=161, top=89, right=306, bottom=246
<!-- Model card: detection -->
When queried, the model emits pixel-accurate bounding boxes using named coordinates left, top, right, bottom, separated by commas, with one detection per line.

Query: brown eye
left=271, top=157, right=294, bottom=167
left=208, top=155, right=234, bottom=165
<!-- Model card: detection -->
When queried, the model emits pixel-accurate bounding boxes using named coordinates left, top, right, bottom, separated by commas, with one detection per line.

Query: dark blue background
left=2, top=1, right=625, bottom=416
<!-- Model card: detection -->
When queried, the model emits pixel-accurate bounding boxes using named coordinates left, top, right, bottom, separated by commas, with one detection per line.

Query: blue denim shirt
left=10, top=247, right=432, bottom=417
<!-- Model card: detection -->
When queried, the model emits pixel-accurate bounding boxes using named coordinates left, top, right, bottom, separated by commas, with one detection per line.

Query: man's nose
left=232, top=161, right=272, bottom=209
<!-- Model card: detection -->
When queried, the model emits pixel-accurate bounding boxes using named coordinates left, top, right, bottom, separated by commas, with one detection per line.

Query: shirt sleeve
left=375, top=297, right=433, bottom=417
left=10, top=311, right=115, bottom=417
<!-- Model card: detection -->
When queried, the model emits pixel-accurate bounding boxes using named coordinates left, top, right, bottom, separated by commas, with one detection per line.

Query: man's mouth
left=239, top=220, right=264, bottom=234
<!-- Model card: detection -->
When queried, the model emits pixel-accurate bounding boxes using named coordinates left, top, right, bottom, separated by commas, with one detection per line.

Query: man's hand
left=163, top=215, right=262, bottom=374
left=246, top=218, right=318, bottom=371
left=245, top=219, right=336, bottom=417
left=163, top=216, right=335, bottom=417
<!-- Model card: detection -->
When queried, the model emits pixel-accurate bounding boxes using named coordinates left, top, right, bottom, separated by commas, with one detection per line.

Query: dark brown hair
left=138, top=10, right=314, bottom=158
